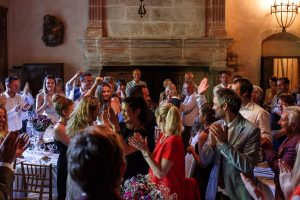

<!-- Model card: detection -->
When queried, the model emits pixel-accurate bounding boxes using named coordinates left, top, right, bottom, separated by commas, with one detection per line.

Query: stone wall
left=6, top=0, right=300, bottom=85
left=226, top=0, right=300, bottom=84
left=106, top=0, right=205, bottom=38
left=7, top=0, right=88, bottom=82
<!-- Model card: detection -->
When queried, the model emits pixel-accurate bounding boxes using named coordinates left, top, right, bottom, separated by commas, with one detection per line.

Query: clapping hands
left=128, top=133, right=149, bottom=154
left=279, top=159, right=293, bottom=199
left=210, top=124, right=228, bottom=145
left=14, top=103, right=22, bottom=112
left=0, top=131, right=29, bottom=163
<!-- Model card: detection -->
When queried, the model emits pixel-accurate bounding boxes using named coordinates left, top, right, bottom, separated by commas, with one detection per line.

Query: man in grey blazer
left=201, top=88, right=261, bottom=200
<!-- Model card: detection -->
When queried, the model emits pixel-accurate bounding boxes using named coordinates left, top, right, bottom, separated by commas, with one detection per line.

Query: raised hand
left=198, top=77, right=209, bottom=95
left=107, top=106, right=120, bottom=132
left=16, top=133, right=30, bottom=157
left=75, top=71, right=82, bottom=77
left=95, top=77, right=103, bottom=85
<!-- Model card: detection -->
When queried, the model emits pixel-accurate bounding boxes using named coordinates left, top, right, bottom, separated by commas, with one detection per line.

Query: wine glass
left=47, top=143, right=55, bottom=153
left=30, top=130, right=39, bottom=154
left=39, top=143, right=46, bottom=153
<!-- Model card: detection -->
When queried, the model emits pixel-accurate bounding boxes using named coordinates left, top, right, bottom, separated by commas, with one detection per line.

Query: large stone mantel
left=81, top=37, right=233, bottom=72
left=81, top=0, right=232, bottom=75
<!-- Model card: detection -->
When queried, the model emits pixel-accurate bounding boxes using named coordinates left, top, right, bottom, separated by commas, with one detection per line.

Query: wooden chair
left=11, top=172, right=45, bottom=200
left=11, top=162, right=53, bottom=200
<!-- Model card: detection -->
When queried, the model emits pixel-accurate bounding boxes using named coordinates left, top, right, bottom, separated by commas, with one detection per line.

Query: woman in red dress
left=129, top=103, right=185, bottom=199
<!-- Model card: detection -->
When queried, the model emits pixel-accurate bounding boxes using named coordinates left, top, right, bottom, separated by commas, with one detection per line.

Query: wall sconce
left=226, top=51, right=238, bottom=69
left=138, top=0, right=146, bottom=18
left=271, top=0, right=299, bottom=32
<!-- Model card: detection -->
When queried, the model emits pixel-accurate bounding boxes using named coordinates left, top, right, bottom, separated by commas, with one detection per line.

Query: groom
left=201, top=88, right=261, bottom=200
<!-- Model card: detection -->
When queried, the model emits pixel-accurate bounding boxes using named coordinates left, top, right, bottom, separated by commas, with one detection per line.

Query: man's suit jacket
left=201, top=114, right=261, bottom=200
left=0, top=166, right=14, bottom=200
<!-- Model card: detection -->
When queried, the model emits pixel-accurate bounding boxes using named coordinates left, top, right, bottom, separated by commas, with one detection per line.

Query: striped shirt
left=125, top=80, right=147, bottom=97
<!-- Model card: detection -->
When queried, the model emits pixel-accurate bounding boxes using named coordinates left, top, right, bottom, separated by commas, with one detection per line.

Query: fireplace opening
left=100, top=66, right=209, bottom=104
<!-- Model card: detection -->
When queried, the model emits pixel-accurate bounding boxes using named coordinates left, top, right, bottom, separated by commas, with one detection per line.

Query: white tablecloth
left=254, top=162, right=276, bottom=199
left=13, top=150, right=59, bottom=199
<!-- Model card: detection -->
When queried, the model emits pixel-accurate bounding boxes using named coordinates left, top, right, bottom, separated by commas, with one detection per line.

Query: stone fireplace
left=80, top=0, right=233, bottom=102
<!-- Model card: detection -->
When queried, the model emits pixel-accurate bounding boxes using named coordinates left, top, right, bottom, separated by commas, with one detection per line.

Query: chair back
left=12, top=172, right=45, bottom=200
left=11, top=162, right=53, bottom=200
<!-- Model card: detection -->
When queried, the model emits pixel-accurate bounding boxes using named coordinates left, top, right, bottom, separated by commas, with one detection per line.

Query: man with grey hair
left=181, top=80, right=199, bottom=149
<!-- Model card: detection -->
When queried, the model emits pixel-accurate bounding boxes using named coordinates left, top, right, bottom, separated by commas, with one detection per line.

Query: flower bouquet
left=121, top=174, right=177, bottom=200
left=29, top=114, right=52, bottom=132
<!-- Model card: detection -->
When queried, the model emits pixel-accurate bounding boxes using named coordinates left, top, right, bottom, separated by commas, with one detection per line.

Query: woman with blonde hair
left=52, top=94, right=74, bottom=200
left=0, top=105, right=8, bottom=143
left=65, top=95, right=100, bottom=200
left=36, top=75, right=59, bottom=123
left=129, top=103, right=185, bottom=199
left=66, top=96, right=100, bottom=138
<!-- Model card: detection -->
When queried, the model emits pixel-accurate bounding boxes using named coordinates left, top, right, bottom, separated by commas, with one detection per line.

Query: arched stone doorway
left=261, top=32, right=300, bottom=91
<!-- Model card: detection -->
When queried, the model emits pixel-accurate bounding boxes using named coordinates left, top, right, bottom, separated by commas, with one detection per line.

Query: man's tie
left=223, top=125, right=229, bottom=140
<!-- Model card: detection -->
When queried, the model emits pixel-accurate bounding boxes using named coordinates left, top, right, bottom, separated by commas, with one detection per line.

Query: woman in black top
left=120, top=96, right=153, bottom=179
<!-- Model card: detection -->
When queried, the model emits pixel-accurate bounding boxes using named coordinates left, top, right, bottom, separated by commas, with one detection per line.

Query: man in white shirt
left=181, top=81, right=199, bottom=150
left=232, top=78, right=271, bottom=141
left=4, top=77, right=30, bottom=132
left=213, top=71, right=229, bottom=96
left=20, top=82, right=34, bottom=133
left=125, top=69, right=147, bottom=97
left=68, top=72, right=94, bottom=105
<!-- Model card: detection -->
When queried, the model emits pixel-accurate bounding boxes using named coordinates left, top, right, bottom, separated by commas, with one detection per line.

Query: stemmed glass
left=47, top=143, right=55, bottom=153
left=30, top=130, right=39, bottom=154
left=39, top=143, right=46, bottom=153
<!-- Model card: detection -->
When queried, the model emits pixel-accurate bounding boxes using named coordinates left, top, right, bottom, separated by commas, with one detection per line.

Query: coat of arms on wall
left=42, top=15, right=64, bottom=47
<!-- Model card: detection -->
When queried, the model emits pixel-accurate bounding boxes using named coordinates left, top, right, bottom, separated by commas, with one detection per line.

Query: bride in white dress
left=36, top=76, right=59, bottom=123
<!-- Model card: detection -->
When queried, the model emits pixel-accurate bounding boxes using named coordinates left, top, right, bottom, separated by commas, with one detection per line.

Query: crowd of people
left=0, top=69, right=300, bottom=200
